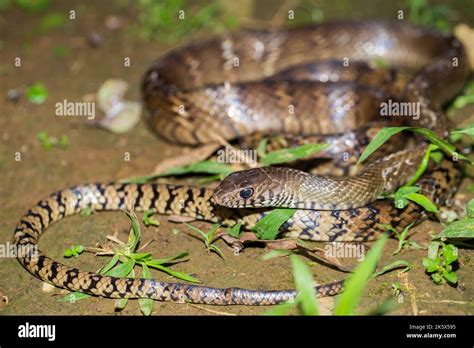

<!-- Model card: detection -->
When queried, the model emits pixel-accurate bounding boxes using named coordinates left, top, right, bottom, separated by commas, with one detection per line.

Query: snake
left=14, top=21, right=469, bottom=306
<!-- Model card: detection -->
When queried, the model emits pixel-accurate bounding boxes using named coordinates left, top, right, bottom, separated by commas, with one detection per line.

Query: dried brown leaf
left=153, top=142, right=221, bottom=174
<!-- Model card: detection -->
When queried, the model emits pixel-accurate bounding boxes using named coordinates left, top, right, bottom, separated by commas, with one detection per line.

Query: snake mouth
left=211, top=188, right=239, bottom=208
left=210, top=190, right=224, bottom=206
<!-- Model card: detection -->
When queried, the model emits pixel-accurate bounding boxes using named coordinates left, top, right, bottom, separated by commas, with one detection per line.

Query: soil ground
left=0, top=0, right=473, bottom=315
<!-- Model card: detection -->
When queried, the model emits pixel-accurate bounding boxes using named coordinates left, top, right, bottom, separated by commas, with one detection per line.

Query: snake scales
left=14, top=21, right=469, bottom=306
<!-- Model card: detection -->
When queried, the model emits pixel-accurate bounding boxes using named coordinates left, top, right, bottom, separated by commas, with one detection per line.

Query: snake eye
left=239, top=188, right=254, bottom=199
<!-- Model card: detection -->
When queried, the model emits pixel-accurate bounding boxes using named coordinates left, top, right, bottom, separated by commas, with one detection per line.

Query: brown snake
left=14, top=21, right=469, bottom=306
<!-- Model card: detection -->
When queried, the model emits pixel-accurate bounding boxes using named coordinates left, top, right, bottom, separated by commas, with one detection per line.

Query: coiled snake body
left=14, top=21, right=469, bottom=306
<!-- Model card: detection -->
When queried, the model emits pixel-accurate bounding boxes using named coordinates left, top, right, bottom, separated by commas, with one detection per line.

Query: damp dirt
left=0, top=0, right=473, bottom=316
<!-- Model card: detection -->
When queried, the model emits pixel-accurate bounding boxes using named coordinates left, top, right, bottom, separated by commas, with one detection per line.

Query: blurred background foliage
left=0, top=0, right=473, bottom=44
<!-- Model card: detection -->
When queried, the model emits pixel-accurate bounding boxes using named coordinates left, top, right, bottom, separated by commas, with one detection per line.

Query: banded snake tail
left=15, top=21, right=469, bottom=306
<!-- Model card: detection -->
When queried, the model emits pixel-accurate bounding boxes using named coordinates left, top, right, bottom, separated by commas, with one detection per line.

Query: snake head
left=212, top=167, right=292, bottom=208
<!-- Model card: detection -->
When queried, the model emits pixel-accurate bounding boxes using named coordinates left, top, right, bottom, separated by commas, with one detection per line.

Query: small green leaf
left=26, top=83, right=48, bottom=104
left=251, top=209, right=297, bottom=240
left=143, top=209, right=160, bottom=227
left=81, top=206, right=93, bottom=217
left=359, top=126, right=471, bottom=165
left=396, top=186, right=420, bottom=197
left=291, top=255, right=319, bottom=316
left=451, top=82, right=474, bottom=109
left=405, top=192, right=438, bottom=213
left=431, top=272, right=444, bottom=284
left=439, top=218, right=474, bottom=239
left=450, top=125, right=474, bottom=138
left=358, top=127, right=409, bottom=164
left=411, top=127, right=470, bottom=163
left=422, top=257, right=439, bottom=273
left=107, top=259, right=136, bottom=278
left=394, top=197, right=409, bottom=209
left=37, top=132, right=54, bottom=149
left=114, top=268, right=135, bottom=310
left=442, top=270, right=458, bottom=284
left=430, top=150, right=444, bottom=164
left=227, top=221, right=242, bottom=238
left=261, top=143, right=329, bottom=166
left=115, top=298, right=128, bottom=310
left=427, top=241, right=440, bottom=260
left=60, top=292, right=91, bottom=303
left=99, top=254, right=120, bottom=274
left=256, top=137, right=269, bottom=159
left=138, top=263, right=154, bottom=316
left=467, top=199, right=474, bottom=218
left=442, top=244, right=458, bottom=265
left=371, top=260, right=411, bottom=278
left=63, top=245, right=84, bottom=258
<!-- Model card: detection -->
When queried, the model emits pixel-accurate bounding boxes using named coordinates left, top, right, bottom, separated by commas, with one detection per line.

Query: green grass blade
left=184, top=223, right=208, bottom=239
left=125, top=211, right=141, bottom=253
left=261, top=143, right=329, bottom=166
left=358, top=127, right=409, bottom=164
left=256, top=137, right=269, bottom=159
left=251, top=209, right=297, bottom=240
left=98, top=254, right=120, bottom=274
left=209, top=244, right=225, bottom=259
left=129, top=252, right=152, bottom=261
left=404, top=144, right=438, bottom=186
left=412, top=128, right=470, bottom=163
left=145, top=262, right=199, bottom=283
left=107, top=259, right=136, bottom=278
left=450, top=124, right=474, bottom=138
left=371, top=260, right=410, bottom=278
left=159, top=160, right=233, bottom=176
left=119, top=173, right=159, bottom=184
left=146, top=251, right=189, bottom=265
left=334, top=234, right=389, bottom=315
left=291, top=255, right=319, bottom=315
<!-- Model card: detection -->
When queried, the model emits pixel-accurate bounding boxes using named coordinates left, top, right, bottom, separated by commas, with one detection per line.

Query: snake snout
left=212, top=169, right=264, bottom=208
